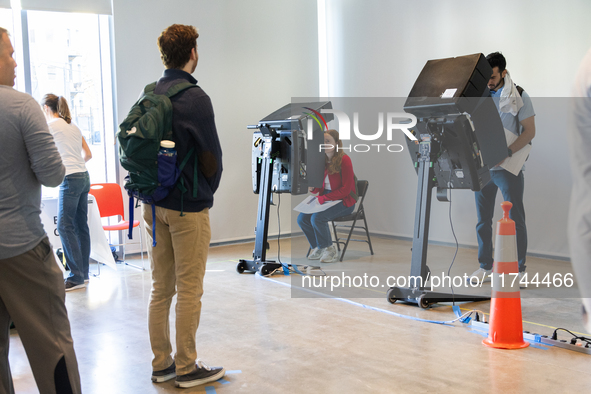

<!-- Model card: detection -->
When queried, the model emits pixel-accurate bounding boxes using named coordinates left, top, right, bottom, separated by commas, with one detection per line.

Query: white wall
left=325, top=0, right=591, bottom=97
left=322, top=0, right=591, bottom=258
left=112, top=0, right=320, bottom=244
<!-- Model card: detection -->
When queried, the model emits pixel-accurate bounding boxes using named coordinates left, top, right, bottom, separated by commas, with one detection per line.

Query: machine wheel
left=260, top=265, right=271, bottom=276
left=417, top=294, right=430, bottom=309
left=236, top=261, right=247, bottom=274
left=386, top=288, right=397, bottom=304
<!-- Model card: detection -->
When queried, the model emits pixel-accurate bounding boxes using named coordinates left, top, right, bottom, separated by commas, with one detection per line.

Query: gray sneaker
left=175, top=359, right=225, bottom=388
left=320, top=245, right=339, bottom=263
left=151, top=361, right=176, bottom=383
left=308, top=247, right=324, bottom=260
left=466, top=267, right=492, bottom=284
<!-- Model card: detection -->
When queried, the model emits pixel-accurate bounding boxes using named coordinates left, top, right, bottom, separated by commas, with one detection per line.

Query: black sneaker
left=151, top=361, right=176, bottom=383
left=64, top=280, right=86, bottom=292
left=175, top=359, right=225, bottom=388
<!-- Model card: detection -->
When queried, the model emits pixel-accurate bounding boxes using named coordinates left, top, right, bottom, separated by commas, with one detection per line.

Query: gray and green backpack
left=117, top=81, right=198, bottom=245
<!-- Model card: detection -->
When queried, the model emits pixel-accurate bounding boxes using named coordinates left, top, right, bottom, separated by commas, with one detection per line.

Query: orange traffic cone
left=483, top=201, right=529, bottom=349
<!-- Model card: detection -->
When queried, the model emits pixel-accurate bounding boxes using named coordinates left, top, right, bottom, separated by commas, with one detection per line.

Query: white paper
left=499, top=128, right=532, bottom=176
left=293, top=195, right=342, bottom=214
left=441, top=88, right=457, bottom=98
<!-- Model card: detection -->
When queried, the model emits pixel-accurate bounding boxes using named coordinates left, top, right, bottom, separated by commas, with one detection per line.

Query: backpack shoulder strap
left=513, top=85, right=531, bottom=141
left=144, top=82, right=157, bottom=94
left=165, top=81, right=197, bottom=98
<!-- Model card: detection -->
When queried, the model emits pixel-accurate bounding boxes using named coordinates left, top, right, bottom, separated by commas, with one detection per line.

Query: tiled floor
left=8, top=236, right=591, bottom=393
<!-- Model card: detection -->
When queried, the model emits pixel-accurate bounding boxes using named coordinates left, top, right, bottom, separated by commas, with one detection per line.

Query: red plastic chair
left=88, top=183, right=144, bottom=270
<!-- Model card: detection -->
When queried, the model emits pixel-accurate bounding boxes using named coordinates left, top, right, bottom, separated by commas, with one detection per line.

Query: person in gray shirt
left=0, top=27, right=81, bottom=394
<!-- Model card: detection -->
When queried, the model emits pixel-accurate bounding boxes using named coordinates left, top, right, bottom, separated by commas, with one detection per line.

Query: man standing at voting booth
left=469, top=52, right=536, bottom=283
left=0, top=27, right=82, bottom=394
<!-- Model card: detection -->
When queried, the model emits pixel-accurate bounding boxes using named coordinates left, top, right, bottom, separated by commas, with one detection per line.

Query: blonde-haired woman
left=42, top=94, right=92, bottom=291
left=297, top=129, right=357, bottom=263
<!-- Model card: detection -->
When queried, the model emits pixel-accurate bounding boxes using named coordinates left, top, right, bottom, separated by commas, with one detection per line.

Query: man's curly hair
left=157, top=24, right=199, bottom=69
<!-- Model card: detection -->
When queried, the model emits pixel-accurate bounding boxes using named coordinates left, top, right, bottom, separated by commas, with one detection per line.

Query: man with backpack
left=141, top=24, right=223, bottom=388
left=467, top=52, right=536, bottom=285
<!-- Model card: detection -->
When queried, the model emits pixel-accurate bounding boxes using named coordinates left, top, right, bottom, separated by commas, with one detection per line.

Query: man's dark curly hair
left=157, top=24, right=199, bottom=69
left=486, top=52, right=506, bottom=72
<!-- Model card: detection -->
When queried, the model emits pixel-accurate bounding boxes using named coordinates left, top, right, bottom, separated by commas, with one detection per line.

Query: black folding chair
left=331, top=180, right=374, bottom=261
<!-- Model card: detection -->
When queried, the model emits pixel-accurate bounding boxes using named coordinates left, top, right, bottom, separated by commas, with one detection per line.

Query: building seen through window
left=1, top=7, right=116, bottom=197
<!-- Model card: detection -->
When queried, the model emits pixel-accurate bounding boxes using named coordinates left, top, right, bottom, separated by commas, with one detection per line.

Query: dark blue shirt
left=154, top=69, right=223, bottom=212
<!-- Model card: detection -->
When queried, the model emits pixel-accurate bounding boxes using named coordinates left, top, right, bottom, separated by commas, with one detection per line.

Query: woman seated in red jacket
left=297, top=129, right=357, bottom=263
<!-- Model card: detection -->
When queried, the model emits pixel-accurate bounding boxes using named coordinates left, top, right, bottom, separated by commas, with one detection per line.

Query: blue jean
left=58, top=171, right=91, bottom=284
left=297, top=201, right=355, bottom=249
left=475, top=169, right=527, bottom=272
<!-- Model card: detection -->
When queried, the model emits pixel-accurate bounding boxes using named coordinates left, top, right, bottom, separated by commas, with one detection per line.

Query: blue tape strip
left=258, top=275, right=456, bottom=326
left=225, top=370, right=242, bottom=374
left=470, top=326, right=488, bottom=334
left=338, top=298, right=456, bottom=326
left=205, top=387, right=216, bottom=394
left=282, top=264, right=290, bottom=276
left=468, top=329, right=488, bottom=338
left=525, top=342, right=548, bottom=350
left=218, top=379, right=231, bottom=385
left=453, top=305, right=472, bottom=323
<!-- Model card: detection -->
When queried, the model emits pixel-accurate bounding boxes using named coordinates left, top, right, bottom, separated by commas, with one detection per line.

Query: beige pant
left=0, top=237, right=81, bottom=394
left=143, top=205, right=211, bottom=375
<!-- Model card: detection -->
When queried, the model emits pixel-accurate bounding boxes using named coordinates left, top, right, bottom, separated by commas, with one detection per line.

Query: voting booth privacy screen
left=404, top=53, right=507, bottom=191
left=251, top=102, right=333, bottom=195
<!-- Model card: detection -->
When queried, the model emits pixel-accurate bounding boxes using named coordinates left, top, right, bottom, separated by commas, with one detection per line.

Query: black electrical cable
left=445, top=173, right=460, bottom=306
left=262, top=192, right=283, bottom=277
left=552, top=328, right=591, bottom=345
left=277, top=193, right=282, bottom=265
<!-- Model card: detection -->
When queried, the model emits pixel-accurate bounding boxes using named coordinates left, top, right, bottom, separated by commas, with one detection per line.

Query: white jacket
left=499, top=71, right=524, bottom=116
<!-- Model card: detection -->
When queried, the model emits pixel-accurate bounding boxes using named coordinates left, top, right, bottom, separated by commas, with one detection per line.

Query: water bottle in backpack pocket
left=122, top=140, right=181, bottom=247
left=153, top=140, right=180, bottom=201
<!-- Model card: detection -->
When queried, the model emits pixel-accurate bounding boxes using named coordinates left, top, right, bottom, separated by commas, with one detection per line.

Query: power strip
left=470, top=321, right=591, bottom=355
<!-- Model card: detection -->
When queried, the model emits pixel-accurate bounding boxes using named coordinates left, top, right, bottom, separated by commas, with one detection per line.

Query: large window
left=0, top=9, right=12, bottom=33
left=1, top=6, right=116, bottom=197
left=0, top=9, right=14, bottom=58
